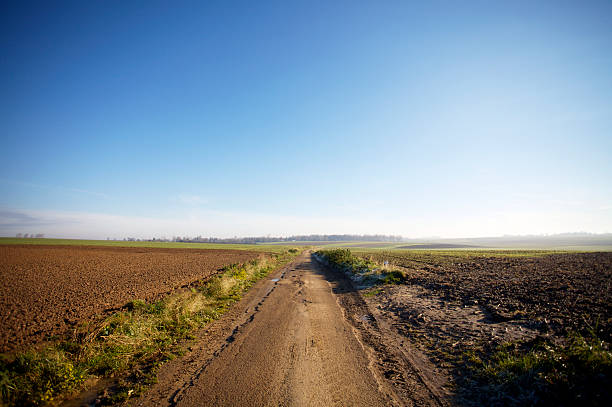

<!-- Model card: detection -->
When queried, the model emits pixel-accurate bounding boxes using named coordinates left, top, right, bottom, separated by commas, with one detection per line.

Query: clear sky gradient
left=1, top=1, right=611, bottom=239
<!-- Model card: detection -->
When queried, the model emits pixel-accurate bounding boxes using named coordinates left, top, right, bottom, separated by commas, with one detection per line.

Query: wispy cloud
left=0, top=210, right=56, bottom=228
left=65, top=187, right=109, bottom=199
left=0, top=179, right=109, bottom=199
left=509, top=192, right=586, bottom=208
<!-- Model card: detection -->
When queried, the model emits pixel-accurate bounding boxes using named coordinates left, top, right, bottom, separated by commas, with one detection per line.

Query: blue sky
left=1, top=0, right=611, bottom=239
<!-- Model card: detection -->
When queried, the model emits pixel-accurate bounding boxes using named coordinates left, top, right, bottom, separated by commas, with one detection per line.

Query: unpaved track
left=131, top=252, right=442, bottom=406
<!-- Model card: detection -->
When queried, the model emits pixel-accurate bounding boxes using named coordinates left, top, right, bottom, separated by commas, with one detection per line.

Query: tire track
left=168, top=266, right=291, bottom=406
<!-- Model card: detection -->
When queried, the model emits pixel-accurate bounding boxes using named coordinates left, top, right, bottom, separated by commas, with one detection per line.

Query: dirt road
left=131, top=252, right=444, bottom=406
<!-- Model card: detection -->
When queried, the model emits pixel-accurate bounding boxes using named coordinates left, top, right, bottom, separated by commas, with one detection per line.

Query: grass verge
left=0, top=249, right=301, bottom=406
left=459, top=331, right=612, bottom=406
left=314, top=248, right=406, bottom=286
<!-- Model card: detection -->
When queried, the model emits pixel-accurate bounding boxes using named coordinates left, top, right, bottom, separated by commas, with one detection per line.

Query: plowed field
left=362, top=251, right=612, bottom=341
left=354, top=251, right=612, bottom=405
left=0, top=245, right=261, bottom=353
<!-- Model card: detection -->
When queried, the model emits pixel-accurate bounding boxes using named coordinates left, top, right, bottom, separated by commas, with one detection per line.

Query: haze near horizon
left=1, top=1, right=611, bottom=239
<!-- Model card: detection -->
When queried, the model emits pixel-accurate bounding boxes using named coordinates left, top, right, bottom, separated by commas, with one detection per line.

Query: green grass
left=314, top=241, right=406, bottom=249
left=462, top=332, right=612, bottom=406
left=362, top=288, right=382, bottom=297
left=0, top=237, right=296, bottom=253
left=0, top=249, right=302, bottom=406
left=352, top=248, right=577, bottom=261
left=262, top=240, right=341, bottom=246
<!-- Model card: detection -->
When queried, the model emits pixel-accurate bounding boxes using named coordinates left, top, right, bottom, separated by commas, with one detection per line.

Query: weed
left=363, top=288, right=382, bottom=297
left=382, top=270, right=405, bottom=285
left=462, top=332, right=612, bottom=405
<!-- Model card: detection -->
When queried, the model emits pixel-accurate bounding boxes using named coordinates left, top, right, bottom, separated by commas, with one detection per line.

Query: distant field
left=2, top=237, right=609, bottom=252
left=264, top=241, right=409, bottom=248
left=312, top=241, right=407, bottom=249
left=0, top=238, right=295, bottom=253
left=322, top=241, right=612, bottom=251
left=352, top=248, right=576, bottom=259
left=395, top=243, right=482, bottom=249
left=264, top=241, right=337, bottom=246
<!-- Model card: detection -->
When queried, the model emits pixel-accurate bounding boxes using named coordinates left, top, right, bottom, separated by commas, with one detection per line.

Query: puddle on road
left=61, top=377, right=114, bottom=407
left=271, top=278, right=280, bottom=282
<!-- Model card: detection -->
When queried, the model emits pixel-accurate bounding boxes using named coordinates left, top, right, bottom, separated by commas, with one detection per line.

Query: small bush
left=317, top=249, right=404, bottom=286
left=124, top=299, right=166, bottom=315
left=382, top=270, right=405, bottom=284
left=205, top=275, right=230, bottom=297
left=318, top=249, right=354, bottom=267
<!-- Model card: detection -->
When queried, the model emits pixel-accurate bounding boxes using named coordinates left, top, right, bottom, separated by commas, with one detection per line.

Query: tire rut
left=168, top=266, right=291, bottom=406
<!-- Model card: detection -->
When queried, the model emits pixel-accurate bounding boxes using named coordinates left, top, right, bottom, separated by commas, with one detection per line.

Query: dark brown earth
left=356, top=251, right=612, bottom=405
left=365, top=252, right=612, bottom=341
left=0, top=245, right=261, bottom=353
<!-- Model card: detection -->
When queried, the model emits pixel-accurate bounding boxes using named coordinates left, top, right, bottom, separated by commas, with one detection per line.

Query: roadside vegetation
left=0, top=249, right=301, bottom=406
left=314, top=249, right=406, bottom=285
left=460, top=331, right=612, bottom=406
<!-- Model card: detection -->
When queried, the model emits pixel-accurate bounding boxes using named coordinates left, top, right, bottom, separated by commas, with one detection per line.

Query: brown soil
left=0, top=245, right=261, bottom=353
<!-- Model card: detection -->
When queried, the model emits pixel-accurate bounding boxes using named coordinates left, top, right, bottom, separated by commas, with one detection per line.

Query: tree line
left=145, top=234, right=405, bottom=244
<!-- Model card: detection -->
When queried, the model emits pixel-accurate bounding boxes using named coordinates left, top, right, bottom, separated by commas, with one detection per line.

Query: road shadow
left=309, top=253, right=361, bottom=295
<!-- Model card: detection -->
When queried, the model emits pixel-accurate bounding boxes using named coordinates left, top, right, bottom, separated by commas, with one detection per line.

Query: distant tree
left=16, top=233, right=23, bottom=238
